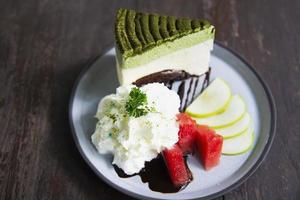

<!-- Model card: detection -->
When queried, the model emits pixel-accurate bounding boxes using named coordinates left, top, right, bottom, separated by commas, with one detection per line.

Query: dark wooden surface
left=0, top=0, right=299, bottom=199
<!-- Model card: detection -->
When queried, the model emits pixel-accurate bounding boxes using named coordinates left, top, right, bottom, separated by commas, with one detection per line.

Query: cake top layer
left=115, top=8, right=215, bottom=59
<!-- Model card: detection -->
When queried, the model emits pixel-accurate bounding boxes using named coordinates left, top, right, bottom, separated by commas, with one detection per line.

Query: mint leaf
left=125, top=87, right=149, bottom=117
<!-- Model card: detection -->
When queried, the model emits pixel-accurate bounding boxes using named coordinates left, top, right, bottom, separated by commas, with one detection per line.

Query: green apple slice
left=222, top=126, right=254, bottom=155
left=215, top=113, right=251, bottom=139
left=193, top=95, right=246, bottom=128
left=186, top=78, right=231, bottom=117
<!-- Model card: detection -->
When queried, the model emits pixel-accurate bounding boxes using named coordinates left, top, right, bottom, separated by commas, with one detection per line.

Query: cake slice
left=115, top=8, right=215, bottom=110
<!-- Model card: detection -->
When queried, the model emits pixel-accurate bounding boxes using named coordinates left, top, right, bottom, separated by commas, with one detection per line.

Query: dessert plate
left=69, top=42, right=276, bottom=200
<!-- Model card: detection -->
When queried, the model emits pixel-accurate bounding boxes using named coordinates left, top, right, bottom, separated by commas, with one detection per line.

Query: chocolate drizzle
left=134, top=69, right=195, bottom=86
left=114, top=155, right=192, bottom=193
left=192, top=77, right=199, bottom=102
left=184, top=77, right=194, bottom=111
left=134, top=69, right=211, bottom=111
left=177, top=81, right=185, bottom=111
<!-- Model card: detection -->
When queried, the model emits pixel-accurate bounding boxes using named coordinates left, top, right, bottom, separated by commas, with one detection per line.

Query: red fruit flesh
left=163, top=144, right=190, bottom=187
left=177, top=113, right=196, bottom=126
left=177, top=126, right=195, bottom=154
left=195, top=125, right=223, bottom=170
left=177, top=113, right=197, bottom=153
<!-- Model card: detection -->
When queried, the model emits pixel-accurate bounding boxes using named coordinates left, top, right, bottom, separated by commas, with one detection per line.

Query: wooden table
left=0, top=0, right=299, bottom=199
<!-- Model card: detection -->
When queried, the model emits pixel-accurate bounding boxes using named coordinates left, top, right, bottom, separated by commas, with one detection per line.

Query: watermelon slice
left=162, top=144, right=191, bottom=187
left=177, top=113, right=197, bottom=154
left=195, top=125, right=223, bottom=170
left=177, top=113, right=196, bottom=126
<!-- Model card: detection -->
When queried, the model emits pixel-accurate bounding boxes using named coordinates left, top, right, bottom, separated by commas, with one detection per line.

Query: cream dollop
left=91, top=83, right=180, bottom=175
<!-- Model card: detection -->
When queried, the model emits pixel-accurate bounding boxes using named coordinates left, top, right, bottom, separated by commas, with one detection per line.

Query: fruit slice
left=215, top=113, right=251, bottom=139
left=195, top=125, right=223, bottom=170
left=222, top=126, right=254, bottom=155
left=162, top=144, right=190, bottom=187
left=177, top=113, right=197, bottom=154
left=193, top=95, right=246, bottom=128
left=186, top=78, right=231, bottom=117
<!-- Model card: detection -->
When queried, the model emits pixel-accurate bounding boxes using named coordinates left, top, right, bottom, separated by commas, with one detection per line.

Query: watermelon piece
left=177, top=113, right=196, bottom=126
left=177, top=125, right=196, bottom=154
left=177, top=113, right=197, bottom=153
left=195, top=125, right=223, bottom=170
left=162, top=144, right=190, bottom=187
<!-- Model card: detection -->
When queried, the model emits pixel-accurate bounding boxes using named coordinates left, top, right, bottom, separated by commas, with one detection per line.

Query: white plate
left=69, top=43, right=276, bottom=200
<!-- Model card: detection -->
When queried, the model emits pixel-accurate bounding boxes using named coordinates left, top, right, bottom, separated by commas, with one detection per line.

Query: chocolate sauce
left=177, top=81, right=186, bottom=111
left=134, top=70, right=194, bottom=86
left=183, top=77, right=194, bottom=111
left=191, top=77, right=199, bottom=102
left=114, top=155, right=193, bottom=193
left=201, top=67, right=211, bottom=92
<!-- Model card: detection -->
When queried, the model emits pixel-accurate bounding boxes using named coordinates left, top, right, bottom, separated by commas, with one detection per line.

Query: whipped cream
left=91, top=83, right=180, bottom=175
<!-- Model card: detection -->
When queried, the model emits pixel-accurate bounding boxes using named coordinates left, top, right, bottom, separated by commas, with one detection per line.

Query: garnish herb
left=125, top=87, right=151, bottom=117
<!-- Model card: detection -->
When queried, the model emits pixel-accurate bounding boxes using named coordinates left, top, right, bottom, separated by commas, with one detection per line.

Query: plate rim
left=68, top=41, right=277, bottom=200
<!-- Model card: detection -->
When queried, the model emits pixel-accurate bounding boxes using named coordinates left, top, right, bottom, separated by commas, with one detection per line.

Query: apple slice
left=186, top=78, right=231, bottom=117
left=193, top=95, right=246, bottom=128
left=215, top=113, right=251, bottom=139
left=222, top=126, right=254, bottom=155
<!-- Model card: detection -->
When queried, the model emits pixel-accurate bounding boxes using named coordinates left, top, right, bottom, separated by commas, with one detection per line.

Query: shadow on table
left=46, top=55, right=134, bottom=200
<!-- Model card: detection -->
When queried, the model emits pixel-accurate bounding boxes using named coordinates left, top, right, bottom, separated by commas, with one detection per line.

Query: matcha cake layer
left=115, top=8, right=215, bottom=85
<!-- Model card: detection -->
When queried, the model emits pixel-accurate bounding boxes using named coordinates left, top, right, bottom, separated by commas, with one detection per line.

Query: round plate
left=69, top=42, right=276, bottom=200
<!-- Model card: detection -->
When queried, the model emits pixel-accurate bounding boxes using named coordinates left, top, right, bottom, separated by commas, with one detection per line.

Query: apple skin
left=191, top=95, right=246, bottom=129
left=186, top=99, right=230, bottom=118
left=186, top=78, right=231, bottom=118
left=221, top=127, right=254, bottom=155
left=215, top=112, right=251, bottom=139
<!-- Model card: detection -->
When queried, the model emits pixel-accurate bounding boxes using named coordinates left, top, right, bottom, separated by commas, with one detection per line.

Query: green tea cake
left=115, top=8, right=215, bottom=85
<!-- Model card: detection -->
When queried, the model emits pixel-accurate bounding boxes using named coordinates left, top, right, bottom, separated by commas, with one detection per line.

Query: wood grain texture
left=0, top=0, right=299, bottom=200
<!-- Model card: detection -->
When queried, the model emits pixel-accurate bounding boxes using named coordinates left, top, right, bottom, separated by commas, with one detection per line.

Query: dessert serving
left=91, top=8, right=255, bottom=193
left=115, top=8, right=214, bottom=85
left=115, top=8, right=214, bottom=110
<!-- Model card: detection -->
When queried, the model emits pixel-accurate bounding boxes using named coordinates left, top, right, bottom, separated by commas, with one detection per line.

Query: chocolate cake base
left=134, top=69, right=211, bottom=111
